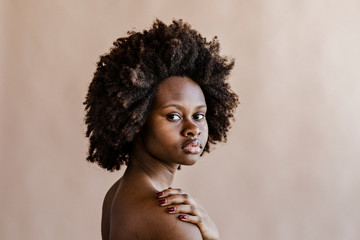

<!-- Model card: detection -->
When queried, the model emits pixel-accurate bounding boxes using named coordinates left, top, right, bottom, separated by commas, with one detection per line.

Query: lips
left=182, top=139, right=202, bottom=154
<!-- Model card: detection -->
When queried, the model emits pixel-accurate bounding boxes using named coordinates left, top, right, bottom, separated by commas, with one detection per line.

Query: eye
left=167, top=113, right=181, bottom=121
left=193, top=113, right=205, bottom=120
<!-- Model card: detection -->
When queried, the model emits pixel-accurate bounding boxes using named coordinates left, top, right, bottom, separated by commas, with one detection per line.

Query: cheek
left=143, top=120, right=180, bottom=151
left=150, top=128, right=177, bottom=145
left=201, top=121, right=209, bottom=141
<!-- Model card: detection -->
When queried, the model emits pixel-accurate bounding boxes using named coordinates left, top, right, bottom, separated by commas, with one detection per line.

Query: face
left=139, top=76, right=208, bottom=167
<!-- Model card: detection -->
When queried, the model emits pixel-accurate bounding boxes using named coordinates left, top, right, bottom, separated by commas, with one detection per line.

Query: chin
left=181, top=154, right=201, bottom=166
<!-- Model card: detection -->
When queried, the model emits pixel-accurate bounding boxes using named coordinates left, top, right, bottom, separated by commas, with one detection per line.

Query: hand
left=156, top=188, right=220, bottom=240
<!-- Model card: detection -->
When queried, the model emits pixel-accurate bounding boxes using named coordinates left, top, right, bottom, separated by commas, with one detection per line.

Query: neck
left=123, top=137, right=178, bottom=191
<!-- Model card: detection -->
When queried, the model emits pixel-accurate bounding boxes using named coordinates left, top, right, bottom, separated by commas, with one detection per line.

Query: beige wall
left=1, top=0, right=360, bottom=239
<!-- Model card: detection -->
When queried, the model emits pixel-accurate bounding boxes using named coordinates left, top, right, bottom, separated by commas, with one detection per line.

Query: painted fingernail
left=179, top=215, right=188, bottom=220
left=158, top=199, right=166, bottom=205
left=167, top=207, right=175, bottom=213
left=156, top=192, right=163, bottom=197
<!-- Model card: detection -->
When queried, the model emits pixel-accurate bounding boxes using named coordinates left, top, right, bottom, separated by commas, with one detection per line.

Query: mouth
left=182, top=139, right=202, bottom=154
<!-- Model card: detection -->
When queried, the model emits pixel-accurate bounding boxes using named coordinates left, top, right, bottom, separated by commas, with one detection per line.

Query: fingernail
left=155, top=192, right=163, bottom=197
left=158, top=199, right=166, bottom=205
left=167, top=207, right=175, bottom=213
left=179, top=215, right=188, bottom=220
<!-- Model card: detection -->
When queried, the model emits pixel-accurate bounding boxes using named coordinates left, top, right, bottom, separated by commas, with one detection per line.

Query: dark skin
left=102, top=76, right=220, bottom=240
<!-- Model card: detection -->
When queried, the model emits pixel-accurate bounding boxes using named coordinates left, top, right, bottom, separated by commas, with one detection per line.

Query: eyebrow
left=162, top=104, right=207, bottom=110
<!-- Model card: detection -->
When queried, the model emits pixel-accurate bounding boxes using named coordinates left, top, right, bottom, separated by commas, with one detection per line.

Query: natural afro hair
left=84, top=19, right=238, bottom=171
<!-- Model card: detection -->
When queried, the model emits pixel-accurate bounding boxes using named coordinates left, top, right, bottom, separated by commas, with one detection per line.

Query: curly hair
left=84, top=19, right=238, bottom=171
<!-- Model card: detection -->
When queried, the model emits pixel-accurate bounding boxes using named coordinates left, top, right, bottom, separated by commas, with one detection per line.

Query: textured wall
left=1, top=0, right=360, bottom=239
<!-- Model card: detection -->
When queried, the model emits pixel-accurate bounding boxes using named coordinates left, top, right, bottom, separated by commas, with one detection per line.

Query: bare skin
left=102, top=76, right=220, bottom=240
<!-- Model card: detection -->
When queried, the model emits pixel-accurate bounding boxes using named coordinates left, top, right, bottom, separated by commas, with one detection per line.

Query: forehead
left=153, top=76, right=206, bottom=107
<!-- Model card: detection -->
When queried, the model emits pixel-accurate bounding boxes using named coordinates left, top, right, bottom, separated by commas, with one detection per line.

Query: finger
left=178, top=214, right=202, bottom=225
left=158, top=193, right=193, bottom=206
left=166, top=205, right=197, bottom=215
left=156, top=188, right=182, bottom=198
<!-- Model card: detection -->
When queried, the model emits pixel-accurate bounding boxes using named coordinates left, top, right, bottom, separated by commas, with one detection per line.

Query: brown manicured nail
left=179, top=215, right=188, bottom=220
left=156, top=192, right=163, bottom=197
left=167, top=207, right=175, bottom=213
left=158, top=199, right=166, bottom=205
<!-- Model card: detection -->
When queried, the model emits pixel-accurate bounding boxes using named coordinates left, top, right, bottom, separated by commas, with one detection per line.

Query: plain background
left=1, top=0, right=360, bottom=239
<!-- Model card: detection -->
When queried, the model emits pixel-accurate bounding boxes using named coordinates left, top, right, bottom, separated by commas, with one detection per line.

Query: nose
left=182, top=121, right=201, bottom=137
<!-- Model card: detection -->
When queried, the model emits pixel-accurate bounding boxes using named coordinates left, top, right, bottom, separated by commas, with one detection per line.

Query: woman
left=84, top=19, right=238, bottom=239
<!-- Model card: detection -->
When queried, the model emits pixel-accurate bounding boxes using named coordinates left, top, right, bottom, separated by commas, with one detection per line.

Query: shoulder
left=102, top=179, right=120, bottom=240
left=140, top=200, right=203, bottom=239
left=109, top=188, right=202, bottom=239
left=103, top=179, right=120, bottom=207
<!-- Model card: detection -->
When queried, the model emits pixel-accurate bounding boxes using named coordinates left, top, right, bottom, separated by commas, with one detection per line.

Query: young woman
left=84, top=19, right=238, bottom=240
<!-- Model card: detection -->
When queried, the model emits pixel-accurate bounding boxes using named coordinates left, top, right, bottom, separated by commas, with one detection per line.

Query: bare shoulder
left=109, top=189, right=202, bottom=239
left=103, top=178, right=202, bottom=239
left=102, top=179, right=120, bottom=240
left=103, top=179, right=120, bottom=207
left=140, top=199, right=203, bottom=239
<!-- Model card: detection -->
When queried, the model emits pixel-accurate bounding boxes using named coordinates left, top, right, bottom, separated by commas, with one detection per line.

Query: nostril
left=184, top=129, right=201, bottom=137
left=182, top=124, right=201, bottom=137
left=186, top=131, right=194, bottom=136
